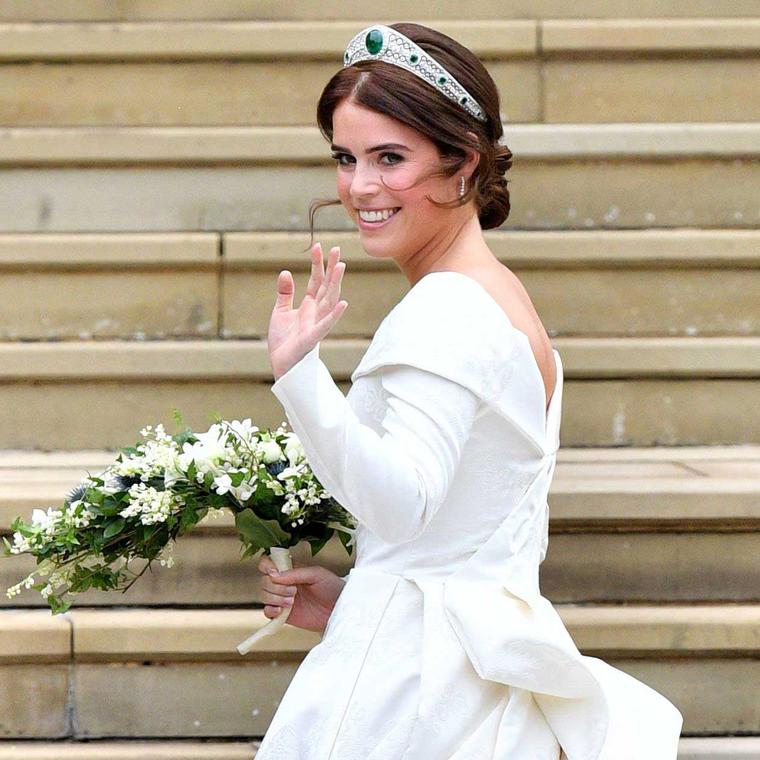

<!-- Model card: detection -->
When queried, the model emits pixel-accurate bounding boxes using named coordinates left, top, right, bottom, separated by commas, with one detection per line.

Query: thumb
left=274, top=270, right=295, bottom=311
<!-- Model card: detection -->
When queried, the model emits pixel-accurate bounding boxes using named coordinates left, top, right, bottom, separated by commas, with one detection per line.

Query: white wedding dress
left=255, top=270, right=683, bottom=760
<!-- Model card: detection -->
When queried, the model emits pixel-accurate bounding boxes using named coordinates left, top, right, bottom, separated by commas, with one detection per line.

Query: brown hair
left=303, top=22, right=513, bottom=252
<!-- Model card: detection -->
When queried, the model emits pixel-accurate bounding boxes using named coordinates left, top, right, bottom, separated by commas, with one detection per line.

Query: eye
left=329, top=152, right=404, bottom=166
left=380, top=152, right=403, bottom=165
left=330, top=152, right=352, bottom=166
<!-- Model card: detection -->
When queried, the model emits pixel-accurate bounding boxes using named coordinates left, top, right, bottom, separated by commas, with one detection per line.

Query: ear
left=463, top=130, right=481, bottom=179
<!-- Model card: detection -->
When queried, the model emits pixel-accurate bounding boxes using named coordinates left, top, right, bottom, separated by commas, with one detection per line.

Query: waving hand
left=268, top=242, right=348, bottom=380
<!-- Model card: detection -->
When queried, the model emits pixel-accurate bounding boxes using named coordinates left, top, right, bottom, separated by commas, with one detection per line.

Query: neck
left=401, top=211, right=498, bottom=287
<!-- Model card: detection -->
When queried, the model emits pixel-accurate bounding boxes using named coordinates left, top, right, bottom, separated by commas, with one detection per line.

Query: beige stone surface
left=225, top=266, right=760, bottom=337
left=542, top=531, right=760, bottom=602
left=0, top=664, right=70, bottom=737
left=3, top=124, right=759, bottom=164
left=2, top=159, right=757, bottom=232
left=74, top=661, right=295, bottom=737
left=0, top=232, right=218, bottom=265
left=0, top=269, right=218, bottom=339
left=69, top=608, right=320, bottom=661
left=0, top=743, right=258, bottom=759
left=225, top=228, right=760, bottom=267
left=1, top=0, right=760, bottom=21
left=545, top=59, right=760, bottom=122
left=0, top=737, right=758, bottom=758
left=563, top=379, right=760, bottom=445
left=1, top=19, right=758, bottom=60
left=0, top=610, right=70, bottom=662
left=0, top=20, right=536, bottom=60
left=0, top=378, right=755, bottom=449
left=543, top=19, right=760, bottom=52
left=2, top=336, right=757, bottom=380
left=677, top=737, right=760, bottom=758
left=3, top=528, right=756, bottom=607
left=560, top=604, right=760, bottom=653
left=0, top=60, right=538, bottom=126
left=613, top=658, right=760, bottom=733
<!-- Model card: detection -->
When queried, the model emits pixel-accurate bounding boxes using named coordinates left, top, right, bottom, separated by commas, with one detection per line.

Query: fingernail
left=284, top=597, right=294, bottom=605
left=267, top=569, right=279, bottom=577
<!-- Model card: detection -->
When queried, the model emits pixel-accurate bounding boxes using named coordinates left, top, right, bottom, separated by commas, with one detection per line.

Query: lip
left=356, top=207, right=401, bottom=231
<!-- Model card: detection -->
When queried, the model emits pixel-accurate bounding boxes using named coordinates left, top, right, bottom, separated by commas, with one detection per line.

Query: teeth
left=359, top=208, right=399, bottom=222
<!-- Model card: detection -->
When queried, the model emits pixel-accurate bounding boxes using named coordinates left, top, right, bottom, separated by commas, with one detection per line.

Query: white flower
left=120, top=483, right=183, bottom=525
left=260, top=440, right=284, bottom=464
left=212, top=473, right=233, bottom=495
left=283, top=434, right=305, bottom=465
left=157, top=540, right=175, bottom=568
left=178, top=425, right=227, bottom=476
left=163, top=448, right=185, bottom=488
left=228, top=418, right=259, bottom=441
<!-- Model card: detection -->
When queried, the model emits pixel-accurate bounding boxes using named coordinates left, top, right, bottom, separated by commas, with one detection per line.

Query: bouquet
left=3, top=411, right=357, bottom=654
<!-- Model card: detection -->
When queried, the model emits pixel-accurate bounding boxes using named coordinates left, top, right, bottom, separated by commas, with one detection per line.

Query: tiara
left=343, top=24, right=487, bottom=123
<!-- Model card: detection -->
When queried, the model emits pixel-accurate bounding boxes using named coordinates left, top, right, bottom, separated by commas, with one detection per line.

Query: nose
left=349, top=159, right=383, bottom=203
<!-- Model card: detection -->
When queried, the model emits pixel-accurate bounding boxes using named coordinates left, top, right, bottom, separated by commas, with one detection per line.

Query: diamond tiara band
left=343, top=25, right=487, bottom=123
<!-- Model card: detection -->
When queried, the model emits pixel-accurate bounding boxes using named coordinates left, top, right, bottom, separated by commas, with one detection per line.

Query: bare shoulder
left=471, top=265, right=557, bottom=409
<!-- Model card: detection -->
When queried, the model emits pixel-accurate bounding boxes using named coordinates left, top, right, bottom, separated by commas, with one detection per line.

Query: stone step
left=1, top=124, right=758, bottom=231
left=0, top=20, right=758, bottom=124
left=1, top=447, right=758, bottom=605
left=3, top=2, right=760, bottom=21
left=1, top=229, right=758, bottom=339
left=0, top=738, right=758, bottom=759
left=0, top=605, right=756, bottom=737
left=0, top=338, right=757, bottom=448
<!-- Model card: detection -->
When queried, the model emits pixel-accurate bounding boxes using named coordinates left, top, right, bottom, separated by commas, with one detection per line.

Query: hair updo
left=306, top=22, right=513, bottom=251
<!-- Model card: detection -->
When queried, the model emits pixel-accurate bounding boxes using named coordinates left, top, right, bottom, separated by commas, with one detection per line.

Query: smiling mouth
left=357, top=208, right=402, bottom=224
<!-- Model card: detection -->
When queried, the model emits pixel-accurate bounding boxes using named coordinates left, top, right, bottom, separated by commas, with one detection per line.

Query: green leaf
left=307, top=533, right=330, bottom=556
left=234, top=508, right=290, bottom=550
left=103, top=516, right=126, bottom=538
left=171, top=408, right=186, bottom=429
left=49, top=596, right=72, bottom=615
left=337, top=529, right=355, bottom=556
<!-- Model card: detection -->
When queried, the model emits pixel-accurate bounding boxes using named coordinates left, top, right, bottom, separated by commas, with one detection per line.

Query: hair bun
left=476, top=138, right=513, bottom=230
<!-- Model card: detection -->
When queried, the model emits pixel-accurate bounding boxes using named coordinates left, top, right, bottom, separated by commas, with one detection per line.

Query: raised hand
left=258, top=552, right=347, bottom=634
left=268, top=242, right=348, bottom=380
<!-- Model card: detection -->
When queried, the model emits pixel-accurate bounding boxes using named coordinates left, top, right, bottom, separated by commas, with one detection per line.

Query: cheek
left=336, top=174, right=351, bottom=203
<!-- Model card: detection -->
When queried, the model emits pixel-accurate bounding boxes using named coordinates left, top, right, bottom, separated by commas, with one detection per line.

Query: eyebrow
left=330, top=142, right=411, bottom=154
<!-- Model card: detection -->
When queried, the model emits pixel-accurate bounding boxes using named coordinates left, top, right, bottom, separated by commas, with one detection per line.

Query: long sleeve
left=270, top=342, right=481, bottom=545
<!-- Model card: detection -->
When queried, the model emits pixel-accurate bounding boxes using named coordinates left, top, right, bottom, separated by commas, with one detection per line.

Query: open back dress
left=255, top=270, right=683, bottom=760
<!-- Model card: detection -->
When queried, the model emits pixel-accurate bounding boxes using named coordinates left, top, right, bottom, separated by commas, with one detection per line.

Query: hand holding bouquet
left=3, top=412, right=357, bottom=654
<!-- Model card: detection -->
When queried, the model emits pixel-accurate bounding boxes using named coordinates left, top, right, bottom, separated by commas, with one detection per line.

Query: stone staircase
left=0, top=2, right=758, bottom=758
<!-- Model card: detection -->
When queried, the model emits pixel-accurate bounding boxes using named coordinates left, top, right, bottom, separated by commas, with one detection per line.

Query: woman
left=254, top=22, right=683, bottom=759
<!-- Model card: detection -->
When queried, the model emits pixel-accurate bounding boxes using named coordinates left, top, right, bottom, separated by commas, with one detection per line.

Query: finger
left=317, top=246, right=340, bottom=302
left=314, top=292, right=348, bottom=334
left=262, top=587, right=297, bottom=604
left=306, top=242, right=325, bottom=298
left=316, top=259, right=344, bottom=322
left=274, top=270, right=295, bottom=311
left=264, top=605, right=284, bottom=618
left=270, top=567, right=315, bottom=585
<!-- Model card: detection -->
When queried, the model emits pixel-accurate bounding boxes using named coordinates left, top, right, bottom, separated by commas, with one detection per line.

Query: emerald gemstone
left=460, top=97, right=468, bottom=104
left=365, top=29, right=383, bottom=55
left=410, top=53, right=419, bottom=63
left=438, top=75, right=447, bottom=85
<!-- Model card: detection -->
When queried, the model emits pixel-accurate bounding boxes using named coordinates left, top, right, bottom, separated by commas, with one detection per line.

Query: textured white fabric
left=257, top=271, right=683, bottom=760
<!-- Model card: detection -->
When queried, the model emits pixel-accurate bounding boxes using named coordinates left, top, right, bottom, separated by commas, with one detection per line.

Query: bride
left=254, top=22, right=683, bottom=760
